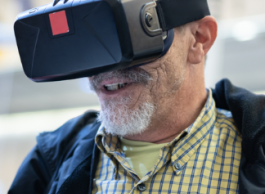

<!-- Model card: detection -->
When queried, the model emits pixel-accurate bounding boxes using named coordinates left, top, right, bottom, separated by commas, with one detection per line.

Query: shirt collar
left=170, top=89, right=216, bottom=171
left=95, top=123, right=121, bottom=154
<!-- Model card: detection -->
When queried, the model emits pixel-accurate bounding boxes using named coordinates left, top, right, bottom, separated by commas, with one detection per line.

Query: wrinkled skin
left=89, top=16, right=217, bottom=143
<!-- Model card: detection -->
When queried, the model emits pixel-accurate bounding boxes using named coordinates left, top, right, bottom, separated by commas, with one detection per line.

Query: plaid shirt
left=93, top=90, right=242, bottom=194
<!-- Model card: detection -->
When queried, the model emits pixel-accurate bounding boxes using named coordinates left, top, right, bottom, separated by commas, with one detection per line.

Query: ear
left=188, top=16, right=217, bottom=64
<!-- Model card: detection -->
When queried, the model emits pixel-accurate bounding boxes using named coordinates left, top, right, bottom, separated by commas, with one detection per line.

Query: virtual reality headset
left=14, top=0, right=210, bottom=82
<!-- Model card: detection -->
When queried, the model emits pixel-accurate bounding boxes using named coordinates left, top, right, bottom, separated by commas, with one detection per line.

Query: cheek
left=133, top=84, right=153, bottom=103
left=137, top=36, right=188, bottom=98
left=166, top=46, right=187, bottom=84
left=148, top=59, right=185, bottom=98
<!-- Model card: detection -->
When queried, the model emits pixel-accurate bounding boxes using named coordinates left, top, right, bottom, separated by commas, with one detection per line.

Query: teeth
left=104, top=83, right=127, bottom=91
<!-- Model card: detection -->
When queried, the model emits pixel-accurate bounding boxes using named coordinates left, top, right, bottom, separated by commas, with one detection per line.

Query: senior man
left=9, top=3, right=265, bottom=194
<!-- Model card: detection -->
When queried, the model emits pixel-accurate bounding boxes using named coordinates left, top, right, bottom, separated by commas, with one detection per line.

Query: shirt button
left=174, top=163, right=182, bottom=175
left=137, top=183, right=146, bottom=192
left=174, top=163, right=181, bottom=170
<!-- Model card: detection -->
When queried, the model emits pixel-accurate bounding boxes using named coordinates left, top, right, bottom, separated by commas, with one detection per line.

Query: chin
left=97, top=102, right=155, bottom=137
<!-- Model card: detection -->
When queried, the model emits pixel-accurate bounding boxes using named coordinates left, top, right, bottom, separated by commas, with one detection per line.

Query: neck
left=124, top=65, right=207, bottom=144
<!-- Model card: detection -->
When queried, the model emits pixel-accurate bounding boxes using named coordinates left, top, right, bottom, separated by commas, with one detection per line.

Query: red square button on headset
left=49, top=10, right=69, bottom=36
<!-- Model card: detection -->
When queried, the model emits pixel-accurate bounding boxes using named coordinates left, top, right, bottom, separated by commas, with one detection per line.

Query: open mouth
left=104, top=83, right=128, bottom=91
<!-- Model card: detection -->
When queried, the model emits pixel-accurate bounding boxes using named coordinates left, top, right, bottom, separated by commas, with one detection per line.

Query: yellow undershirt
left=120, top=138, right=168, bottom=178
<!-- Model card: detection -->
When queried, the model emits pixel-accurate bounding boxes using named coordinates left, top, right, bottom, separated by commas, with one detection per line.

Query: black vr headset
left=14, top=0, right=210, bottom=82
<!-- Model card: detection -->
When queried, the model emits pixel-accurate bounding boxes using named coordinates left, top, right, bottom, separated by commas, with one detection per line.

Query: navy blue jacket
left=8, top=79, right=265, bottom=194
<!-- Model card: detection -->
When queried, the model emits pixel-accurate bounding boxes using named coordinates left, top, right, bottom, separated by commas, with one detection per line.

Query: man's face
left=89, top=28, right=189, bottom=136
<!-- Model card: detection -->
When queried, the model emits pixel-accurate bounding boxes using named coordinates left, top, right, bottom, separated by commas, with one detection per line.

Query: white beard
left=97, top=98, right=155, bottom=137
left=89, top=68, right=154, bottom=136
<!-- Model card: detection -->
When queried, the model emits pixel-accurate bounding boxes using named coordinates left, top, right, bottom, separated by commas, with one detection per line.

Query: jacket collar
left=212, top=78, right=265, bottom=163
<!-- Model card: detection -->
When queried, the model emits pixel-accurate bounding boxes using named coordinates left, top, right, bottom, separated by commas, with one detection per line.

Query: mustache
left=89, top=68, right=151, bottom=91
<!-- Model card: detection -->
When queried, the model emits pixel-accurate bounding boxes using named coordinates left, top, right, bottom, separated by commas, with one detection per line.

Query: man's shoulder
left=37, top=110, right=99, bottom=146
left=36, top=110, right=101, bottom=173
left=8, top=110, right=101, bottom=194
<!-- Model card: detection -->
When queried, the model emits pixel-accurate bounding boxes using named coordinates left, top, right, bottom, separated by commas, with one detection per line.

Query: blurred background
left=0, top=0, right=265, bottom=193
